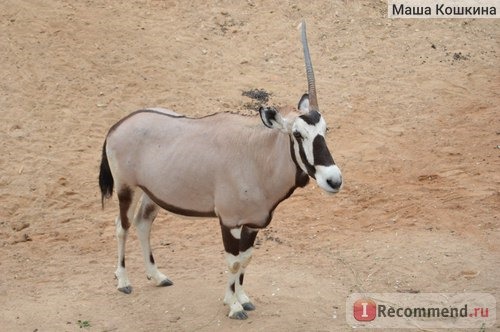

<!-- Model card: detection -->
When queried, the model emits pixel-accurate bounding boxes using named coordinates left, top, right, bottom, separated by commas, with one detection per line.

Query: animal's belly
left=140, top=184, right=216, bottom=217
left=135, top=150, right=218, bottom=217
left=136, top=166, right=216, bottom=218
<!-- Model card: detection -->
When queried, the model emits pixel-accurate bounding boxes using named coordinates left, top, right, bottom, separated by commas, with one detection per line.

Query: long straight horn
left=301, top=20, right=319, bottom=112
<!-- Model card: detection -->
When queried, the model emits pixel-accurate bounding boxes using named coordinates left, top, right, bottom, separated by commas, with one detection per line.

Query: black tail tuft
left=99, top=140, right=114, bottom=208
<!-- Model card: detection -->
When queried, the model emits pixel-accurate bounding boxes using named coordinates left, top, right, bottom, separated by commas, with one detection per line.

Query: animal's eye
left=293, top=131, right=303, bottom=139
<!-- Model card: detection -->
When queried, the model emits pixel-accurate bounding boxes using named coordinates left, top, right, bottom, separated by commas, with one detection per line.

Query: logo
left=353, top=299, right=377, bottom=321
left=346, top=293, right=496, bottom=329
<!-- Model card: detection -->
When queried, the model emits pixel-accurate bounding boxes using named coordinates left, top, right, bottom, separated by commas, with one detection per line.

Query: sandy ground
left=0, top=1, right=499, bottom=331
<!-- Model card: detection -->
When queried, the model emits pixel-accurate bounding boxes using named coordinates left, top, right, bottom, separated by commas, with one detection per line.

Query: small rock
left=12, top=222, right=30, bottom=232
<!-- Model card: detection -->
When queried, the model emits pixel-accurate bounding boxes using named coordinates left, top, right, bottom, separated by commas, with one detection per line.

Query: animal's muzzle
left=315, top=164, right=342, bottom=193
left=326, top=177, right=342, bottom=192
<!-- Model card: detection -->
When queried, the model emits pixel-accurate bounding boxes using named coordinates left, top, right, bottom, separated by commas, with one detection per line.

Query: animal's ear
left=298, top=94, right=310, bottom=113
left=259, top=106, right=285, bottom=129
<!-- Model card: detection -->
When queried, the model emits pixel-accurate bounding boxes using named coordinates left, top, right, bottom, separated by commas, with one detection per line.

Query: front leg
left=236, top=226, right=258, bottom=311
left=220, top=223, right=259, bottom=319
left=220, top=223, right=247, bottom=319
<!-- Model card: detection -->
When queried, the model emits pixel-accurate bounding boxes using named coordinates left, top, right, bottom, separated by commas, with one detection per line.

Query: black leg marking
left=240, top=227, right=258, bottom=252
left=118, top=186, right=133, bottom=230
left=142, top=203, right=157, bottom=220
left=149, top=253, right=155, bottom=265
left=230, top=282, right=235, bottom=293
left=121, top=257, right=125, bottom=268
left=239, top=227, right=257, bottom=312
left=239, top=273, right=244, bottom=285
left=220, top=222, right=239, bottom=256
left=289, top=138, right=310, bottom=188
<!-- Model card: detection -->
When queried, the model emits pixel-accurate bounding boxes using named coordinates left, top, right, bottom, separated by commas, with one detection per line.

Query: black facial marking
left=299, top=110, right=321, bottom=125
left=118, top=186, right=133, bottom=230
left=220, top=223, right=240, bottom=256
left=149, top=253, right=155, bottom=265
left=289, top=138, right=310, bottom=188
left=230, top=282, right=235, bottom=293
left=293, top=131, right=303, bottom=140
left=312, top=135, right=335, bottom=166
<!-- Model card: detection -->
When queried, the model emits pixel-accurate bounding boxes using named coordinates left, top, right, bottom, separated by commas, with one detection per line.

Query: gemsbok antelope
left=99, top=21, right=342, bottom=320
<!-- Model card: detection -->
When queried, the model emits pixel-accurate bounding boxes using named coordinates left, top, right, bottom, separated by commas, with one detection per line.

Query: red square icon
left=353, top=298, right=377, bottom=321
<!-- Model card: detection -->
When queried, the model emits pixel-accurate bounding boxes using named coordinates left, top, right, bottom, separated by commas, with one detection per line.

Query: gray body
left=105, top=108, right=304, bottom=228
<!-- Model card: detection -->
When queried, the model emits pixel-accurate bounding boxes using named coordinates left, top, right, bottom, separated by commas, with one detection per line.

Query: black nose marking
left=326, top=178, right=342, bottom=190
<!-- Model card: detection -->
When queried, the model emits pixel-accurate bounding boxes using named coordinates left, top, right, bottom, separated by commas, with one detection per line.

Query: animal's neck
left=256, top=129, right=309, bottom=193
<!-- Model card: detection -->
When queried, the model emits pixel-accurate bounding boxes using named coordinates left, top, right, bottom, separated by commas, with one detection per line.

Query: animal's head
left=258, top=21, right=342, bottom=194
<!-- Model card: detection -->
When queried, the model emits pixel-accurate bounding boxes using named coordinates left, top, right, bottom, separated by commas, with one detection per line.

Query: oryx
left=98, top=21, right=342, bottom=320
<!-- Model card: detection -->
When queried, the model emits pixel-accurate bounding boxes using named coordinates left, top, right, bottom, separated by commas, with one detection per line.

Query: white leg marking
left=115, top=216, right=131, bottom=291
left=224, top=253, right=245, bottom=318
left=230, top=227, right=242, bottom=240
left=135, top=196, right=171, bottom=286
left=114, top=186, right=141, bottom=293
left=236, top=247, right=253, bottom=305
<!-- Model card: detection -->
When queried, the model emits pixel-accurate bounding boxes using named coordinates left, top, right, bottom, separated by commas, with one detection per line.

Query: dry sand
left=0, top=1, right=498, bottom=331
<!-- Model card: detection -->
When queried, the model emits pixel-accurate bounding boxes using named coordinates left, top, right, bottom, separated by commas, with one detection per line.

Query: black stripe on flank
left=312, top=135, right=335, bottom=166
left=139, top=186, right=216, bottom=218
left=299, top=110, right=321, bottom=125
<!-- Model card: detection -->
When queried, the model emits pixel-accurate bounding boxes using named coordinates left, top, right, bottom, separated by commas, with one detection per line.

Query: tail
left=99, top=139, right=114, bottom=208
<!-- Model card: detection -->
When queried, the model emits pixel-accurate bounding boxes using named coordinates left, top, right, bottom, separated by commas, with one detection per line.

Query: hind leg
left=115, top=185, right=140, bottom=294
left=135, top=194, right=173, bottom=287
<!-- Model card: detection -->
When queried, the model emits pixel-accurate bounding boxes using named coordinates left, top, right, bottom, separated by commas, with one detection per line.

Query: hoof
left=242, top=302, right=255, bottom=311
left=158, top=278, right=173, bottom=287
left=118, top=286, right=132, bottom=294
left=229, top=310, right=248, bottom=320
